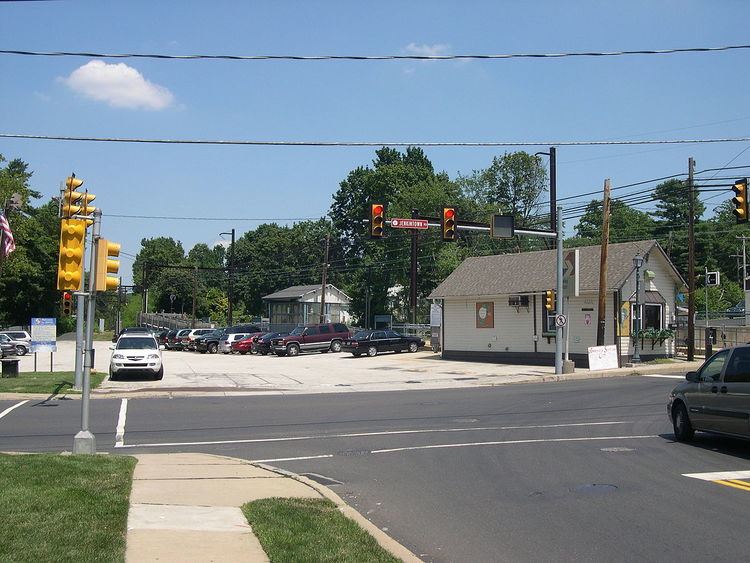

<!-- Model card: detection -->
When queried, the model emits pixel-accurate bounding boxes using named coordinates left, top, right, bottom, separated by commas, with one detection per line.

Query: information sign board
left=31, top=317, right=57, bottom=353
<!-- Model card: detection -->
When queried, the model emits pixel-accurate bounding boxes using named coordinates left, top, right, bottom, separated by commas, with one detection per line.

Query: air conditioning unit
left=508, top=295, right=529, bottom=308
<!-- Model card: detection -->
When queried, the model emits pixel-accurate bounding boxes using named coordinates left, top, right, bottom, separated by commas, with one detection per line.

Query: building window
left=631, top=304, right=663, bottom=332
left=542, top=297, right=557, bottom=334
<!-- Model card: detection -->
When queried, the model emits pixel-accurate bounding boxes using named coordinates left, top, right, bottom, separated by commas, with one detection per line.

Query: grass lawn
left=92, top=331, right=115, bottom=341
left=0, top=454, right=136, bottom=563
left=243, top=498, right=399, bottom=563
left=0, top=371, right=105, bottom=394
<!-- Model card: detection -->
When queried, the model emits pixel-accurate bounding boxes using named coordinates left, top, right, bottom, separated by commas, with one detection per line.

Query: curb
left=252, top=460, right=422, bottom=563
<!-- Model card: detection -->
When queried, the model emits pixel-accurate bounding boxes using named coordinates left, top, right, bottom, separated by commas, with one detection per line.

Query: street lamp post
left=220, top=229, right=235, bottom=326
left=632, top=254, right=644, bottom=364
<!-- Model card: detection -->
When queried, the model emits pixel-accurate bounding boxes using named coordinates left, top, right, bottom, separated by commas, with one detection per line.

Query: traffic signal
left=732, top=178, right=748, bottom=224
left=61, top=176, right=96, bottom=221
left=442, top=207, right=457, bottom=241
left=545, top=290, right=555, bottom=311
left=95, top=238, right=121, bottom=291
left=57, top=218, right=86, bottom=291
left=61, top=291, right=73, bottom=316
left=370, top=203, right=385, bottom=238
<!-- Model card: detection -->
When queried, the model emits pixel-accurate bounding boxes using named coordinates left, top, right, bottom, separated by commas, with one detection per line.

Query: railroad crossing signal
left=545, top=289, right=555, bottom=311
left=95, top=239, right=121, bottom=291
left=370, top=203, right=385, bottom=238
left=732, top=178, right=748, bottom=224
left=442, top=207, right=457, bottom=241
left=56, top=219, right=86, bottom=291
left=61, top=291, right=73, bottom=316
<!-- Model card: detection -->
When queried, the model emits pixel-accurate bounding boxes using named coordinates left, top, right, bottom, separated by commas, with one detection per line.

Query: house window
left=542, top=297, right=557, bottom=334
left=631, top=304, right=663, bottom=332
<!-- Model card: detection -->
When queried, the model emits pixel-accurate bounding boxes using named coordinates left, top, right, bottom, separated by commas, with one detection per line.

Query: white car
left=0, top=333, right=29, bottom=356
left=0, top=330, right=31, bottom=344
left=110, top=334, right=164, bottom=381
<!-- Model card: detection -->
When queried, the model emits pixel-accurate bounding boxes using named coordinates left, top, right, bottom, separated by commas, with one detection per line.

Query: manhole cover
left=572, top=484, right=618, bottom=495
left=301, top=473, right=343, bottom=486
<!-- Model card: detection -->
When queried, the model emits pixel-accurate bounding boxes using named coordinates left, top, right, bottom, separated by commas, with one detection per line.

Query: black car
left=195, top=329, right=227, bottom=354
left=342, top=329, right=424, bottom=357
left=253, top=332, right=287, bottom=356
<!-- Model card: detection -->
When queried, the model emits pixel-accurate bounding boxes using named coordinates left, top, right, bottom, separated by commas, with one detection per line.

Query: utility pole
left=73, top=208, right=101, bottom=454
left=597, top=179, right=611, bottom=346
left=687, top=157, right=696, bottom=361
left=555, top=205, right=564, bottom=374
left=550, top=147, right=557, bottom=235
left=365, top=265, right=372, bottom=329
left=410, top=208, right=419, bottom=324
left=191, top=265, right=197, bottom=328
left=227, top=228, right=235, bottom=326
left=320, top=233, right=330, bottom=323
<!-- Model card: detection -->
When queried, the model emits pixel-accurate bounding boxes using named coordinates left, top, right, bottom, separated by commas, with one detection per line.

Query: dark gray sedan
left=668, top=344, right=750, bottom=441
left=342, top=329, right=423, bottom=357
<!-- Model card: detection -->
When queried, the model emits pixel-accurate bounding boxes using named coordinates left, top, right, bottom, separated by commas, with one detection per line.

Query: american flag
left=0, top=211, right=16, bottom=258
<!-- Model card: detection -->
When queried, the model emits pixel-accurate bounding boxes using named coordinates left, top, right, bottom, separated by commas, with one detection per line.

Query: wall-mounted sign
left=476, top=302, right=494, bottom=328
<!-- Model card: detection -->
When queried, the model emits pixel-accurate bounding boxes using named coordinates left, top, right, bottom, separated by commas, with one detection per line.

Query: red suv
left=272, top=323, right=350, bottom=357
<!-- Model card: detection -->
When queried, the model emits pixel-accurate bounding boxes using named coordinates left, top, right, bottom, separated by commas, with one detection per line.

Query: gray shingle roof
left=429, top=240, right=680, bottom=298
left=262, top=285, right=322, bottom=301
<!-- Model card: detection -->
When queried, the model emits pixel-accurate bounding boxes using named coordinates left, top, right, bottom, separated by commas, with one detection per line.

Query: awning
left=628, top=290, right=666, bottom=304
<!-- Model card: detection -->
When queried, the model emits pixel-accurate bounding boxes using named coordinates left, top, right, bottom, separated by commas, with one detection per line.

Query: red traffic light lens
left=444, top=208, right=455, bottom=219
left=373, top=205, right=384, bottom=215
left=63, top=292, right=72, bottom=300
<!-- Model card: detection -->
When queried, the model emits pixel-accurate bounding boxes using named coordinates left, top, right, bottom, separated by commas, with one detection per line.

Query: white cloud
left=403, top=42, right=451, bottom=57
left=61, top=60, right=175, bottom=110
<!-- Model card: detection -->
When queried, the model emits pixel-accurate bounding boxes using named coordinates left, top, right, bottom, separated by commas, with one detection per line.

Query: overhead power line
left=3, top=133, right=750, bottom=147
left=2, top=44, right=749, bottom=61
left=106, top=213, right=322, bottom=222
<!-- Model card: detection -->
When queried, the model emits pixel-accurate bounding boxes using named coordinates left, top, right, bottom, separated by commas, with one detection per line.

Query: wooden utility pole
left=191, top=265, right=197, bottom=328
left=410, top=209, right=419, bottom=324
left=319, top=233, right=330, bottom=323
left=596, top=179, right=611, bottom=346
left=687, top=157, right=696, bottom=361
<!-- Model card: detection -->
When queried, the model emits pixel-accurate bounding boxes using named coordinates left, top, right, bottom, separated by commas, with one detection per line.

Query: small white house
left=263, top=284, right=351, bottom=330
left=428, top=240, right=686, bottom=368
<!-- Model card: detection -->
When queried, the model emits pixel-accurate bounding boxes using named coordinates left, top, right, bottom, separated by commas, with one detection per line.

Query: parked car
left=272, top=323, right=350, bottom=357
left=154, top=329, right=170, bottom=345
left=231, top=334, right=262, bottom=355
left=0, top=330, right=31, bottom=344
left=0, top=333, right=29, bottom=356
left=181, top=328, right=215, bottom=351
left=220, top=333, right=250, bottom=354
left=0, top=337, right=16, bottom=358
left=343, top=329, right=424, bottom=357
left=727, top=300, right=745, bottom=319
left=195, top=329, right=226, bottom=354
left=112, top=326, right=153, bottom=343
left=668, top=344, right=750, bottom=442
left=166, top=329, right=191, bottom=350
left=253, top=332, right=287, bottom=356
left=109, top=334, right=164, bottom=381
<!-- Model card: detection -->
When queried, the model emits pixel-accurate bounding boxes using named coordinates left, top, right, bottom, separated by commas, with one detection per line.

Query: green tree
left=573, top=199, right=656, bottom=242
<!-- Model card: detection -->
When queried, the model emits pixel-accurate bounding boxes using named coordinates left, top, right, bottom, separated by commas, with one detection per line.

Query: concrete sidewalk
left=126, top=453, right=420, bottom=562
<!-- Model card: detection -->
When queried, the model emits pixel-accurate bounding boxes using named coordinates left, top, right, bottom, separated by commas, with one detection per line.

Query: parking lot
left=16, top=340, right=557, bottom=395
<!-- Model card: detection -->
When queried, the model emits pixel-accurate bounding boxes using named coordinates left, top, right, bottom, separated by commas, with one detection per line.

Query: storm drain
left=301, top=473, right=343, bottom=486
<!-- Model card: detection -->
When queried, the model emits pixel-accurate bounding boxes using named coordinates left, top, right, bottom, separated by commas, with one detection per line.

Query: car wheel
left=330, top=340, right=342, bottom=353
left=367, top=346, right=378, bottom=357
left=153, top=367, right=164, bottom=381
left=287, top=343, right=300, bottom=357
left=208, top=343, right=218, bottom=354
left=673, top=402, right=695, bottom=442
left=109, top=370, right=118, bottom=381
left=408, top=342, right=419, bottom=353
left=15, top=345, right=27, bottom=356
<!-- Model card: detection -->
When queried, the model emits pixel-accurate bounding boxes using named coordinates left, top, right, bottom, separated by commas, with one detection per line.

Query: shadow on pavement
left=659, top=432, right=750, bottom=461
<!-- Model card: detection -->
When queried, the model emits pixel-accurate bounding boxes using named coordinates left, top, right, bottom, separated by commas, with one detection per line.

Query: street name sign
left=391, top=218, right=429, bottom=229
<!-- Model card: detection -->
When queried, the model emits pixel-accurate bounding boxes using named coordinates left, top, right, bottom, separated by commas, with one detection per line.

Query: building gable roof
left=262, top=284, right=351, bottom=301
left=429, top=240, right=684, bottom=298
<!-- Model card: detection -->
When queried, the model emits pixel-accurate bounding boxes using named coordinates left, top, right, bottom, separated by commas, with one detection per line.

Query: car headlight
left=113, top=354, right=125, bottom=359
left=147, top=354, right=160, bottom=359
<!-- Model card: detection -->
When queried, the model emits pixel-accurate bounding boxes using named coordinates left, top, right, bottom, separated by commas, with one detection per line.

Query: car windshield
left=117, top=337, right=158, bottom=350
left=290, top=327, right=304, bottom=336
left=352, top=331, right=371, bottom=340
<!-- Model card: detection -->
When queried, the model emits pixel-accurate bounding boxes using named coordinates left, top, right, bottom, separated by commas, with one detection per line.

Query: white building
left=263, top=284, right=351, bottom=331
left=428, top=240, right=686, bottom=368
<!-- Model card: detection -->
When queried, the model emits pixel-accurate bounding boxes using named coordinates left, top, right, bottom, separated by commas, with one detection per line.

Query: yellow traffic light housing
left=370, top=203, right=385, bottom=238
left=545, top=290, right=555, bottom=311
left=61, top=191, right=96, bottom=218
left=95, top=238, right=121, bottom=291
left=57, top=219, right=86, bottom=291
left=61, top=291, right=73, bottom=316
left=442, top=207, right=457, bottom=241
left=65, top=176, right=83, bottom=191
left=732, top=178, right=748, bottom=224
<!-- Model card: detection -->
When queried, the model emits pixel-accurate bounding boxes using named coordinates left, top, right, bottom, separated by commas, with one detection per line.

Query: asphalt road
left=2, top=376, right=749, bottom=562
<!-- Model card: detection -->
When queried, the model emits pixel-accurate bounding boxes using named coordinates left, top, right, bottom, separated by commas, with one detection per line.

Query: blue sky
left=1, top=0, right=749, bottom=283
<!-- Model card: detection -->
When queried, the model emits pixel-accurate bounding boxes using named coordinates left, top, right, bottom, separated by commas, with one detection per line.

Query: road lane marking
left=683, top=470, right=750, bottom=481
left=0, top=400, right=28, bottom=420
left=372, top=435, right=658, bottom=454
left=114, top=399, right=128, bottom=448
left=717, top=479, right=750, bottom=492
left=252, top=454, right=334, bottom=463
left=638, top=374, right=684, bottom=379
left=114, top=420, right=630, bottom=449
